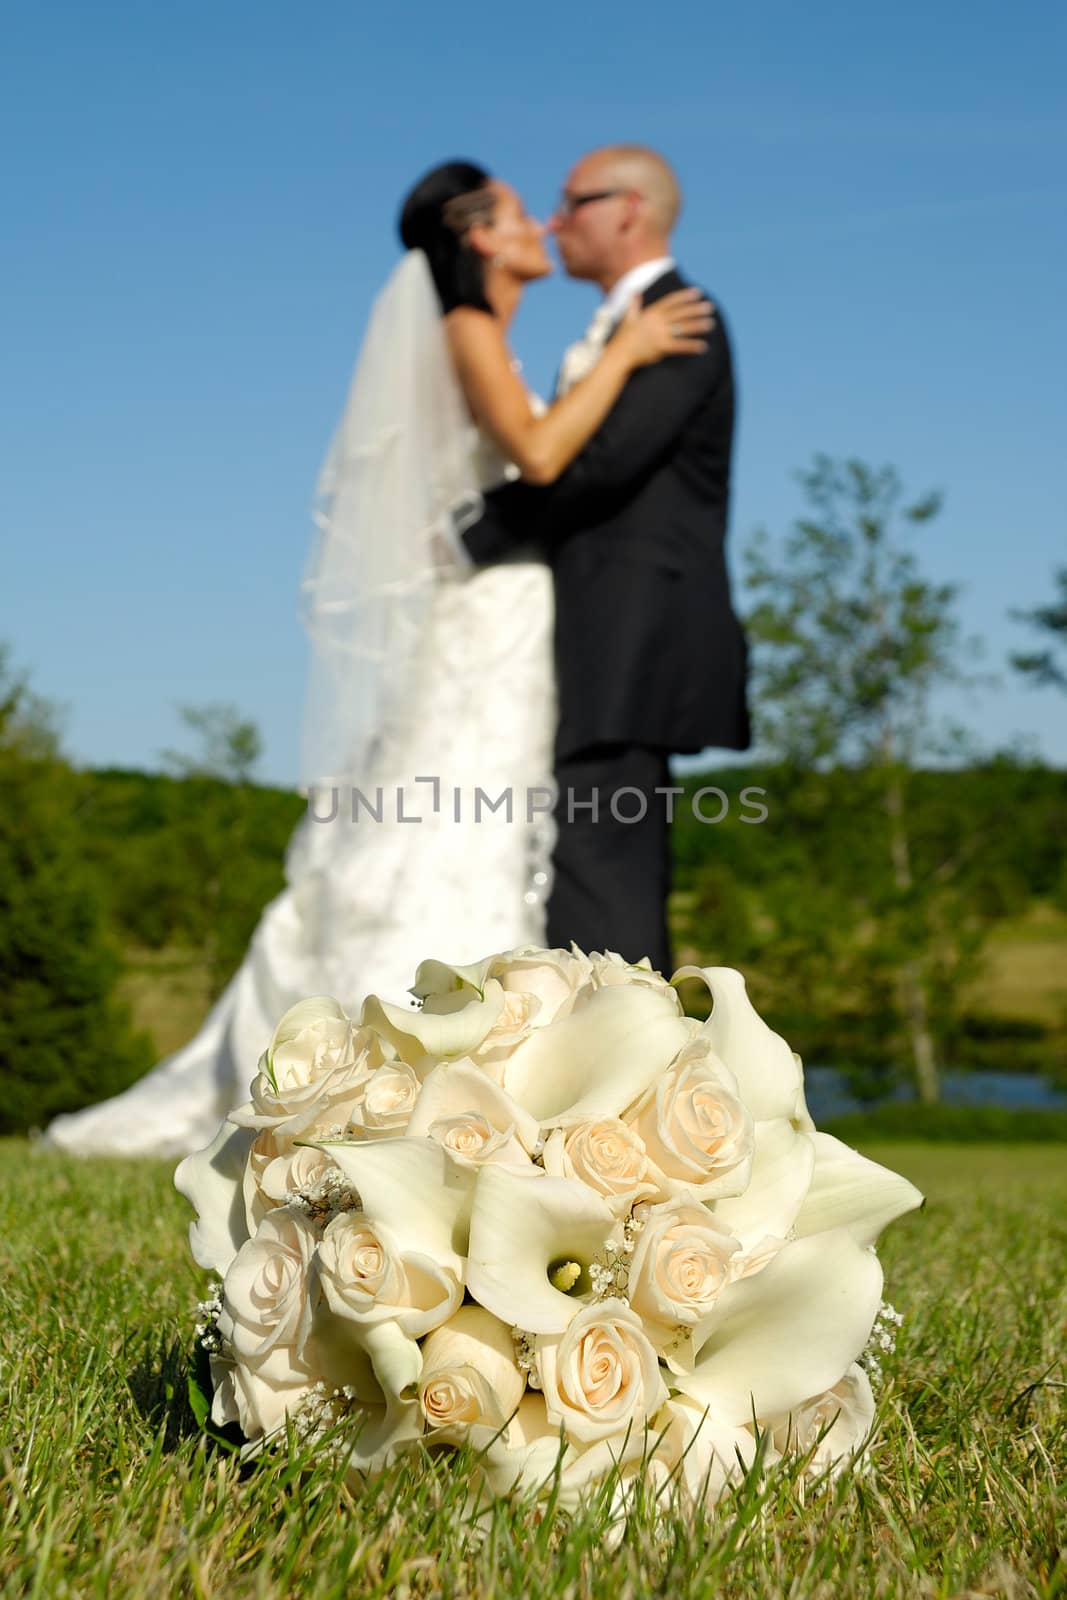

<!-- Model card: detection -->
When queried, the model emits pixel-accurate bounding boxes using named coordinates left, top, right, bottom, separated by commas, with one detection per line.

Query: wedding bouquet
left=177, top=946, right=921, bottom=1518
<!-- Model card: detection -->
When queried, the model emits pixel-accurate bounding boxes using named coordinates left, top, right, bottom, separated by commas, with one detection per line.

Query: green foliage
left=822, top=1106, right=1067, bottom=1142
left=1011, top=564, right=1067, bottom=691
left=672, top=758, right=1067, bottom=1088
left=57, top=755, right=1063, bottom=1094
left=2, top=1139, right=1062, bottom=1596
left=739, top=458, right=1026, bottom=1103
left=74, top=766, right=304, bottom=989
left=0, top=650, right=152, bottom=1133
left=161, top=701, right=263, bottom=784
left=743, top=456, right=967, bottom=769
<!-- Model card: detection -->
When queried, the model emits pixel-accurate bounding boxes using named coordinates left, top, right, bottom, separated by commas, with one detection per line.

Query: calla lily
left=673, top=1227, right=883, bottom=1426
left=345, top=1395, right=424, bottom=1479
left=361, top=981, right=506, bottom=1066
left=311, top=1136, right=477, bottom=1273
left=673, top=967, right=803, bottom=1122
left=503, top=985, right=693, bottom=1124
left=355, top=1319, right=425, bottom=1402
left=406, top=1060, right=540, bottom=1164
left=309, top=1305, right=384, bottom=1404
left=791, top=1053, right=817, bottom=1131
left=466, top=1164, right=620, bottom=1333
left=711, top=1118, right=816, bottom=1247
left=792, top=1133, right=923, bottom=1247
left=411, top=956, right=496, bottom=999
left=174, top=1119, right=254, bottom=1275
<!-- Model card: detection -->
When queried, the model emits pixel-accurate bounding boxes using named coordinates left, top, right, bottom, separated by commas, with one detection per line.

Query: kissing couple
left=44, top=143, right=751, bottom=1158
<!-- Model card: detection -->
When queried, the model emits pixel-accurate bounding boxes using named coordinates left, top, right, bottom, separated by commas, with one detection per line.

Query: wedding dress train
left=43, top=552, right=555, bottom=1158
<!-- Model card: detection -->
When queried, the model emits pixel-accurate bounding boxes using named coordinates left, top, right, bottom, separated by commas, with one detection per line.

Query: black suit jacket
left=462, top=268, right=751, bottom=763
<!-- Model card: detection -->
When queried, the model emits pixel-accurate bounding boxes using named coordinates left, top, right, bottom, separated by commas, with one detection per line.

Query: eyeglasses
left=555, top=187, right=633, bottom=218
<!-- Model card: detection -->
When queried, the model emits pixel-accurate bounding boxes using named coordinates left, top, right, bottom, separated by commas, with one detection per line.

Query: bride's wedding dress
left=44, top=255, right=556, bottom=1159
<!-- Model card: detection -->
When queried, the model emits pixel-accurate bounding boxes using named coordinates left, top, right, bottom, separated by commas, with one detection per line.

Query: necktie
left=554, top=301, right=617, bottom=398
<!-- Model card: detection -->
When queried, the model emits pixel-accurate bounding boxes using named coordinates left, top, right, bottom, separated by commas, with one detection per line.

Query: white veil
left=299, top=249, right=485, bottom=791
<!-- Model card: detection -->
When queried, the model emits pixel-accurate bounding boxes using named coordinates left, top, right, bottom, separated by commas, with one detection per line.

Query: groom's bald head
left=588, top=145, right=682, bottom=232
left=550, top=144, right=682, bottom=287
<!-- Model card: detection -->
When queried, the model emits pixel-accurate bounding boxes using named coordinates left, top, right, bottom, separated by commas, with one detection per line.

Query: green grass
left=1, top=1141, right=1064, bottom=1598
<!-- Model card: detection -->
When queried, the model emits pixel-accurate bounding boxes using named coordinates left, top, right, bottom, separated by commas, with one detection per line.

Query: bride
left=44, top=160, right=712, bottom=1157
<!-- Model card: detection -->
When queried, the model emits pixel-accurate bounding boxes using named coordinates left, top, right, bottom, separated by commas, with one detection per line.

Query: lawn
left=1, top=1141, right=1063, bottom=1598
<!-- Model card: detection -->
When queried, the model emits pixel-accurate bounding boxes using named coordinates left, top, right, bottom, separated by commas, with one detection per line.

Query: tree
left=0, top=647, right=152, bottom=1132
left=1011, top=566, right=1067, bottom=692
left=743, top=457, right=993, bottom=1104
left=157, top=702, right=270, bottom=998
left=161, top=702, right=262, bottom=784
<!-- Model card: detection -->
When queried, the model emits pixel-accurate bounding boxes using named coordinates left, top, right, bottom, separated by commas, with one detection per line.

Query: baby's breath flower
left=511, top=1327, right=543, bottom=1390
left=289, top=1166, right=361, bottom=1226
left=293, top=1382, right=363, bottom=1449
left=193, top=1279, right=225, bottom=1355
left=861, top=1300, right=904, bottom=1386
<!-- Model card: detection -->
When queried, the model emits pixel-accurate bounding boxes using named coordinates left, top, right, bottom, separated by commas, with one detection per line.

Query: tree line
left=2, top=456, right=1064, bottom=1131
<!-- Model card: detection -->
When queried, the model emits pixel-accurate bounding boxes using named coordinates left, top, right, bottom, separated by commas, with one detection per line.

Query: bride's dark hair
left=398, top=160, right=496, bottom=314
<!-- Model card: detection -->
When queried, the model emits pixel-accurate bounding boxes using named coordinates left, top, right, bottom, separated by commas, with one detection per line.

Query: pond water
left=802, top=1066, right=1067, bottom=1121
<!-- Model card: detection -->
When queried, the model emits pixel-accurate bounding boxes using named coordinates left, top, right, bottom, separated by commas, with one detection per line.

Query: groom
left=462, top=144, right=750, bottom=975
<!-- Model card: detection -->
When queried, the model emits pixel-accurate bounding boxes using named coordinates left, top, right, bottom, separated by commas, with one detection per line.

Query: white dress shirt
left=602, top=255, right=676, bottom=325
left=554, top=256, right=676, bottom=397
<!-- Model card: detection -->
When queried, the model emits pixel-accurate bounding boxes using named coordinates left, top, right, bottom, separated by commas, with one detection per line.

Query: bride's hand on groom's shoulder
left=618, top=287, right=716, bottom=370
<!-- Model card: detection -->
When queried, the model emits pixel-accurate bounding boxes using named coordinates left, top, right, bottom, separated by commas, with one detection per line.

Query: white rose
left=585, top=950, right=680, bottom=996
left=730, top=1233, right=786, bottom=1281
left=219, top=1205, right=319, bottom=1363
left=542, top=1120, right=657, bottom=1213
left=657, top=1396, right=759, bottom=1507
left=211, top=1207, right=325, bottom=1439
left=270, top=997, right=357, bottom=1081
left=466, top=988, right=540, bottom=1080
left=209, top=1340, right=319, bottom=1442
left=536, top=1298, right=667, bottom=1445
left=768, top=1361, right=875, bottom=1475
left=406, top=1059, right=539, bottom=1168
left=352, top=1060, right=421, bottom=1135
left=425, top=1111, right=521, bottom=1166
left=628, top=1197, right=740, bottom=1366
left=418, top=1306, right=526, bottom=1433
left=316, top=1212, right=461, bottom=1341
left=628, top=1039, right=754, bottom=1199
left=481, top=944, right=594, bottom=1028
left=231, top=1003, right=386, bottom=1138
left=243, top=1131, right=337, bottom=1232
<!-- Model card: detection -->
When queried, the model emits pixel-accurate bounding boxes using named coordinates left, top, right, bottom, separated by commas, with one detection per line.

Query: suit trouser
left=545, top=742, right=674, bottom=975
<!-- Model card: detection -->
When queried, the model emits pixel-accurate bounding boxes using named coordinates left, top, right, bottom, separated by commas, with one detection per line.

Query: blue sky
left=2, top=1, right=1064, bottom=784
